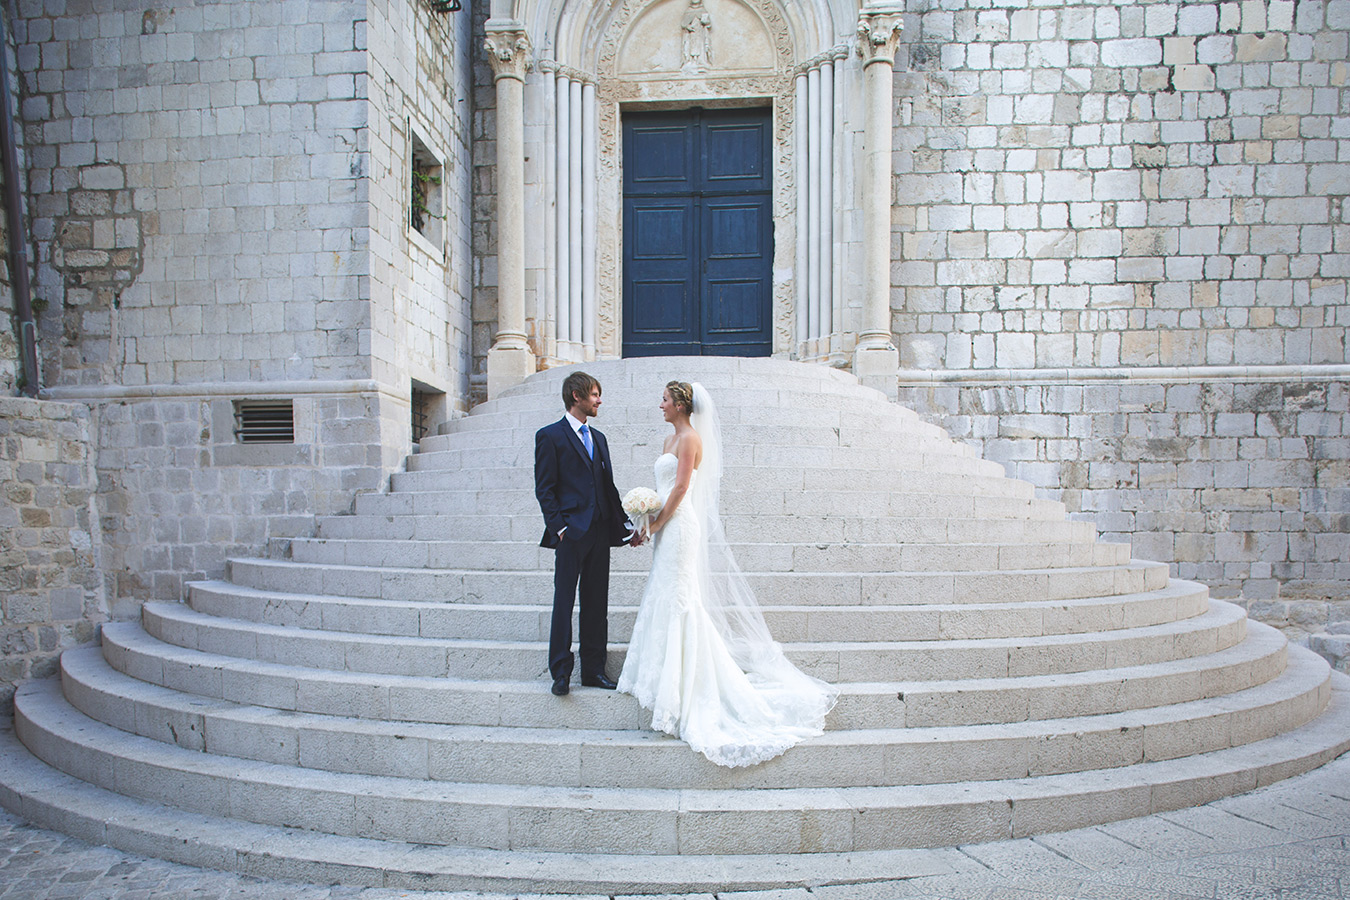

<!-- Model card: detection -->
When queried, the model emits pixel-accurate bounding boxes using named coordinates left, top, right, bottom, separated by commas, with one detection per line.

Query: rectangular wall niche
left=410, top=131, right=444, bottom=251
left=234, top=400, right=295, bottom=443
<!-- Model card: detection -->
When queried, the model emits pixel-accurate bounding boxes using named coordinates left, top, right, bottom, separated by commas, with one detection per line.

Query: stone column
left=794, top=72, right=809, bottom=347
left=581, top=82, right=598, bottom=352
left=554, top=72, right=571, bottom=352
left=485, top=23, right=534, bottom=398
left=807, top=65, right=822, bottom=340
left=854, top=6, right=903, bottom=397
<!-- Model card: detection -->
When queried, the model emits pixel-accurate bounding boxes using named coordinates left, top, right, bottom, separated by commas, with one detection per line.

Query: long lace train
left=617, top=452, right=836, bottom=767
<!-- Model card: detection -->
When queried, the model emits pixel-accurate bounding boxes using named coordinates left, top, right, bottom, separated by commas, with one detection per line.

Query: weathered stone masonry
left=0, top=397, right=104, bottom=707
left=0, top=0, right=473, bottom=635
left=888, top=0, right=1350, bottom=627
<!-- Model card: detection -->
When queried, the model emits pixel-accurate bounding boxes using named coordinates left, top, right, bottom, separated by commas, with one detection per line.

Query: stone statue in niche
left=680, top=0, right=713, bottom=73
left=614, top=0, right=773, bottom=76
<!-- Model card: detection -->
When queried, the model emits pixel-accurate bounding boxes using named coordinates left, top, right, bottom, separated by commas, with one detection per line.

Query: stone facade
left=899, top=375, right=1349, bottom=636
left=1, top=16, right=24, bottom=397
left=0, top=0, right=1344, bottom=635
left=6, top=0, right=473, bottom=615
left=889, top=0, right=1347, bottom=375
left=0, top=397, right=104, bottom=707
left=888, top=0, right=1350, bottom=626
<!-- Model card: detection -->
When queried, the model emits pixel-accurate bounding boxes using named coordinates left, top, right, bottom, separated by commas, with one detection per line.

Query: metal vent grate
left=412, top=388, right=431, bottom=443
left=234, top=400, right=294, bottom=443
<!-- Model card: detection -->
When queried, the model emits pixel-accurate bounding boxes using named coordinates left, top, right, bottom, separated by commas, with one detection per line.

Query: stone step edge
left=224, top=557, right=1170, bottom=606
left=228, top=556, right=1169, bottom=581
left=0, top=716, right=965, bottom=894
left=316, top=512, right=1094, bottom=534
left=96, top=616, right=1283, bottom=728
left=389, top=471, right=1037, bottom=499
left=287, top=538, right=1116, bottom=553
left=9, top=671, right=1350, bottom=864
left=140, top=598, right=1244, bottom=657
left=186, top=577, right=1205, bottom=623
left=61, top=629, right=1303, bottom=767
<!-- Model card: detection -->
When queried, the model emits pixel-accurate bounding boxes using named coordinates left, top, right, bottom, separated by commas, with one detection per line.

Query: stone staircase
left=2, top=356, right=1347, bottom=894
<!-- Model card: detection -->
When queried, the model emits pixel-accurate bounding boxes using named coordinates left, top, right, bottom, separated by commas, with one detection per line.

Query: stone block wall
left=469, top=1, right=497, bottom=407
left=5, top=0, right=472, bottom=617
left=0, top=397, right=105, bottom=708
left=899, top=375, right=1349, bottom=636
left=13, top=0, right=373, bottom=389
left=0, top=213, right=15, bottom=395
left=366, top=0, right=474, bottom=424
left=1, top=13, right=25, bottom=396
left=890, top=0, right=1347, bottom=375
left=90, top=390, right=387, bottom=616
left=890, top=0, right=1350, bottom=627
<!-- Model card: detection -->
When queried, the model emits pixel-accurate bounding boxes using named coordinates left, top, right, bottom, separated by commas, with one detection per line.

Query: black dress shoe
left=580, top=672, right=617, bottom=690
left=551, top=675, right=570, bottom=696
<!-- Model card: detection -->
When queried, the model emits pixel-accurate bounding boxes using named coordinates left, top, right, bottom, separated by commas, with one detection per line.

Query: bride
left=617, top=381, right=837, bottom=767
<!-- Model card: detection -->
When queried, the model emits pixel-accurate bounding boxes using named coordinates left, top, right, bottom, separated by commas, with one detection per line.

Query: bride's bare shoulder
left=685, top=428, right=704, bottom=468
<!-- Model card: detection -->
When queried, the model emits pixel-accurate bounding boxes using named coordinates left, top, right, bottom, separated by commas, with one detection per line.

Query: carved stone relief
left=616, top=0, right=776, bottom=76
left=592, top=0, right=799, bottom=358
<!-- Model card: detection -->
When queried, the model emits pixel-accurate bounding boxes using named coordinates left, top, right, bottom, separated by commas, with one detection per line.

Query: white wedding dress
left=618, top=386, right=837, bottom=767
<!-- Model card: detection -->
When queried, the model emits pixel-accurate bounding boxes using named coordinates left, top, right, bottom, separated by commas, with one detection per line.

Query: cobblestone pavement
left=1, top=752, right=1347, bottom=900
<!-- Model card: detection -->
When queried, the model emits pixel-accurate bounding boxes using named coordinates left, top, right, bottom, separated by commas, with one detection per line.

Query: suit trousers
left=549, top=523, right=611, bottom=680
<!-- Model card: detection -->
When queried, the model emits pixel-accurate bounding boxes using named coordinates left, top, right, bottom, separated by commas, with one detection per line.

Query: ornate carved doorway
left=621, top=107, right=773, bottom=357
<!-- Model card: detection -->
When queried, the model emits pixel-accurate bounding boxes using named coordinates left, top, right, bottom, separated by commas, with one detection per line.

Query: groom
left=534, top=371, right=642, bottom=696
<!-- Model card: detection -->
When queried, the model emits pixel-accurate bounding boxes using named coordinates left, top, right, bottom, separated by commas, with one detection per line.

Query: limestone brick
left=0, top=398, right=106, bottom=707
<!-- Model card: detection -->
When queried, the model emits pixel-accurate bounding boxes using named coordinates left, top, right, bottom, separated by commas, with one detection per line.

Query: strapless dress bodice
left=654, top=452, right=696, bottom=503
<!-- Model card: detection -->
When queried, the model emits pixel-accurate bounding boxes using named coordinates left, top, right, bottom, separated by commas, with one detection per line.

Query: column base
left=853, top=344, right=899, bottom=400
left=487, top=344, right=536, bottom=399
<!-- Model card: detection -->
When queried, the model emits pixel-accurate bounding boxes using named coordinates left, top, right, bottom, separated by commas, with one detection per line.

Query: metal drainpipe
left=0, top=9, right=38, bottom=397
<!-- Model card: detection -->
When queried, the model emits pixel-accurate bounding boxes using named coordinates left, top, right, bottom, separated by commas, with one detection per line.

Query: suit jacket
left=534, top=417, right=630, bottom=549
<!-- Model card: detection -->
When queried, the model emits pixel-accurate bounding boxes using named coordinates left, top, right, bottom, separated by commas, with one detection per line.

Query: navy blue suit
left=534, top=417, right=630, bottom=681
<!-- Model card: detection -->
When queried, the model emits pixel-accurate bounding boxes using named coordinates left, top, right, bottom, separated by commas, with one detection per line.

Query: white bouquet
left=622, top=486, right=662, bottom=534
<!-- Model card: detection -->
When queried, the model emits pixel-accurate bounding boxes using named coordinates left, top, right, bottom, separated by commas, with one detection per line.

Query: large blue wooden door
left=622, top=108, right=772, bottom=357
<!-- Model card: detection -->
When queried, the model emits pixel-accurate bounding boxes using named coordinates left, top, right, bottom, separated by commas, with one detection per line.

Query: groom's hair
left=562, top=371, right=600, bottom=410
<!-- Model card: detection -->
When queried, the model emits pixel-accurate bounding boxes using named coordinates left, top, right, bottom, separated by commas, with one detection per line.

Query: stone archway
left=483, top=0, right=904, bottom=396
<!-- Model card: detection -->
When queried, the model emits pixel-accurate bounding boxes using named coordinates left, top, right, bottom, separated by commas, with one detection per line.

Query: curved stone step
left=468, top=383, right=935, bottom=427
left=0, top=717, right=959, bottom=894
left=286, top=537, right=1131, bottom=573
left=58, top=628, right=1300, bottom=790
left=6, top=684, right=1350, bottom=894
left=406, top=440, right=1003, bottom=478
left=13, top=657, right=1342, bottom=855
left=353, top=486, right=1069, bottom=522
left=186, top=578, right=1207, bottom=642
left=390, top=463, right=1037, bottom=500
left=137, top=600, right=1247, bottom=682
left=226, top=557, right=1171, bottom=605
left=419, top=414, right=986, bottom=460
left=99, top=613, right=1280, bottom=730
left=414, top=419, right=978, bottom=453
left=315, top=512, right=1099, bottom=545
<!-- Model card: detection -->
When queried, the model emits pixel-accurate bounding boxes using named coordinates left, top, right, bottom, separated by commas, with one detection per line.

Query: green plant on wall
left=411, top=167, right=442, bottom=234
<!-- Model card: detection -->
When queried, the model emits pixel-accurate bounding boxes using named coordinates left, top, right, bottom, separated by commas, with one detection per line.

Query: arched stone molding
left=485, top=0, right=894, bottom=384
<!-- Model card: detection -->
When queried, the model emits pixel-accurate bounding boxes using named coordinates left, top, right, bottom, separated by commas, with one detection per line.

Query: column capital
left=856, top=9, right=904, bottom=66
left=484, top=23, right=532, bottom=81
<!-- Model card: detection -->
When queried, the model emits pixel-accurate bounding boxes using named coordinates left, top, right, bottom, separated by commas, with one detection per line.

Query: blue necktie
left=579, top=424, right=593, bottom=458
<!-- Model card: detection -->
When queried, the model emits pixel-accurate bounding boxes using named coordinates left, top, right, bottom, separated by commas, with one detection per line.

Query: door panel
left=624, top=197, right=698, bottom=355
left=625, top=121, right=697, bottom=194
left=701, top=195, right=771, bottom=354
left=701, top=114, right=771, bottom=191
left=623, top=108, right=772, bottom=358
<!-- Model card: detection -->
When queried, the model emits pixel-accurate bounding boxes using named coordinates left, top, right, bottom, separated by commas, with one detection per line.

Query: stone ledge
left=896, top=364, right=1350, bottom=386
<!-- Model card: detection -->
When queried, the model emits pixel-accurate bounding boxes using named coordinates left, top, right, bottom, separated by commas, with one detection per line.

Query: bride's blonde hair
left=666, top=381, right=694, bottom=416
